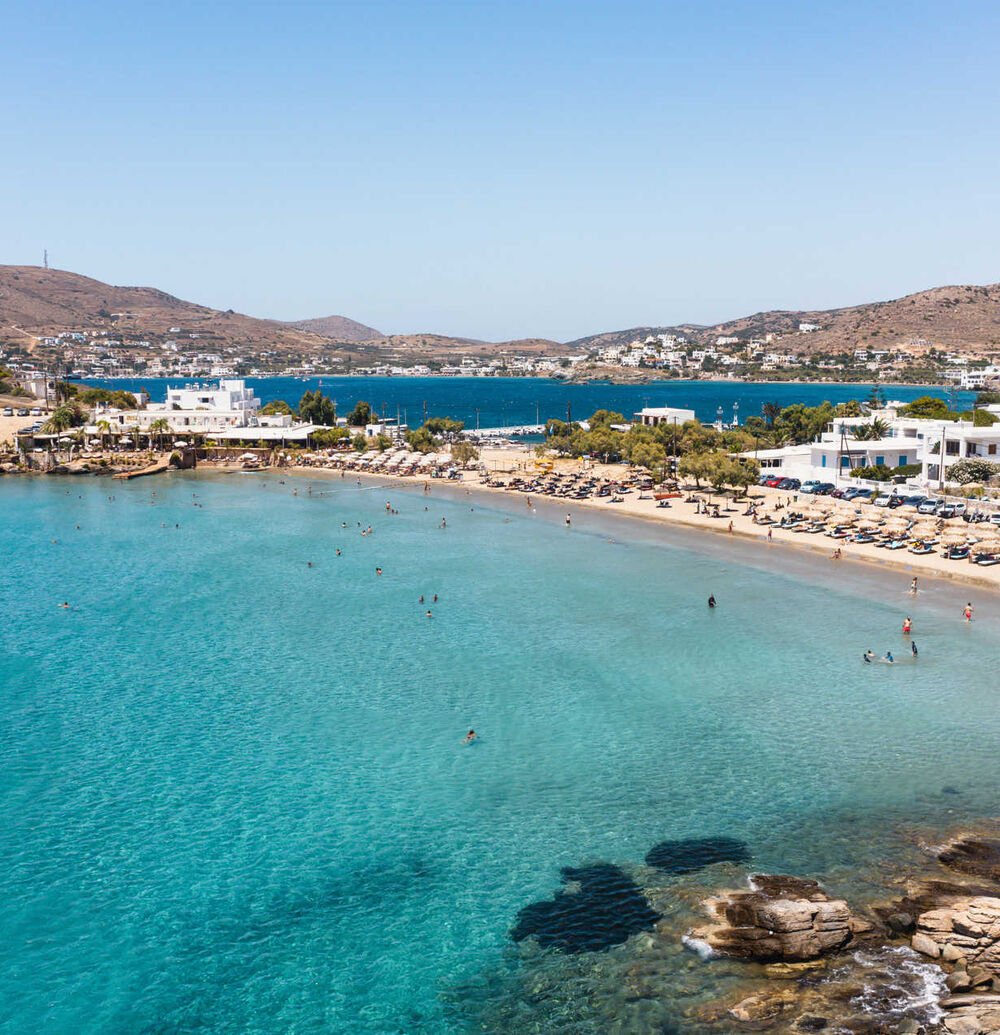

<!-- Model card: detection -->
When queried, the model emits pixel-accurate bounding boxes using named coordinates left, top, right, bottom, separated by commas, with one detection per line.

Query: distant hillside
left=287, top=314, right=383, bottom=341
left=570, top=284, right=1000, bottom=354
left=0, top=265, right=329, bottom=353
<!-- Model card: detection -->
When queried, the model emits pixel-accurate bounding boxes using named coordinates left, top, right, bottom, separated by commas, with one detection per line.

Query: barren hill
left=0, top=266, right=330, bottom=353
left=287, top=314, right=383, bottom=341
left=571, top=283, right=1000, bottom=354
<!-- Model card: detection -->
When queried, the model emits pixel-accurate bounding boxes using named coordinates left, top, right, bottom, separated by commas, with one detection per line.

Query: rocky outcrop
left=688, top=875, right=861, bottom=962
left=910, top=896, right=1000, bottom=978
left=938, top=839, right=1000, bottom=884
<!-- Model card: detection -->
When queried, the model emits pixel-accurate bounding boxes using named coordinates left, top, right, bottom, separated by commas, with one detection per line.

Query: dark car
left=902, top=495, right=927, bottom=509
left=777, top=478, right=800, bottom=490
left=812, top=482, right=836, bottom=495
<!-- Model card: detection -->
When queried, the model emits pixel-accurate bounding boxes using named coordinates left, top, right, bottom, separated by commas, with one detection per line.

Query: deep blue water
left=2, top=473, right=997, bottom=1033
left=83, top=376, right=972, bottom=429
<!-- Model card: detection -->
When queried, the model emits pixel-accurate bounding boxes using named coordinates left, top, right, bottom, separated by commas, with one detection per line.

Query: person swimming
left=863, top=649, right=874, bottom=663
left=883, top=651, right=894, bottom=664
left=425, top=610, right=433, bottom=618
left=707, top=594, right=716, bottom=608
left=376, top=567, right=383, bottom=576
left=463, top=730, right=477, bottom=744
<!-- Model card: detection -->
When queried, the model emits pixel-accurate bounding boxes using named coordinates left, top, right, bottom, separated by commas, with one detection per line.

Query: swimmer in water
left=963, top=602, right=974, bottom=622
left=911, top=640, right=919, bottom=657
left=463, top=730, right=477, bottom=744
left=707, top=594, right=716, bottom=608
left=863, top=649, right=874, bottom=663
left=884, top=651, right=894, bottom=664
left=59, top=601, right=70, bottom=609
left=902, top=616, right=912, bottom=635
left=376, top=567, right=382, bottom=576
left=910, top=577, right=918, bottom=595
left=419, top=595, right=424, bottom=603
left=425, top=610, right=433, bottom=618
left=565, top=514, right=571, bottom=526
left=335, top=549, right=341, bottom=556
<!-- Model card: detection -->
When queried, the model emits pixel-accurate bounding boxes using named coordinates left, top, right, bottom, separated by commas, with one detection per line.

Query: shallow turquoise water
left=1, top=474, right=998, bottom=1033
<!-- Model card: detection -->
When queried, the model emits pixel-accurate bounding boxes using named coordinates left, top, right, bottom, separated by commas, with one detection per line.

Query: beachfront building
left=634, top=406, right=696, bottom=428
left=88, top=379, right=265, bottom=435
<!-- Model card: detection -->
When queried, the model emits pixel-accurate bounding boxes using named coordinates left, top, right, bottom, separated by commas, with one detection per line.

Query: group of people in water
left=862, top=580, right=978, bottom=664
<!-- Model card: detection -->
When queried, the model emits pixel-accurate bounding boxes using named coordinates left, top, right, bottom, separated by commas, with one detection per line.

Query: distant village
left=2, top=318, right=999, bottom=388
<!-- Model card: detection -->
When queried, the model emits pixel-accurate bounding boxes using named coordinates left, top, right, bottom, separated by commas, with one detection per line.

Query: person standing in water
left=964, top=602, right=974, bottom=622
left=910, top=577, right=919, bottom=595
left=863, top=649, right=875, bottom=663
left=902, top=616, right=912, bottom=635
left=911, top=641, right=919, bottom=657
left=708, top=594, right=716, bottom=608
left=463, top=730, right=477, bottom=744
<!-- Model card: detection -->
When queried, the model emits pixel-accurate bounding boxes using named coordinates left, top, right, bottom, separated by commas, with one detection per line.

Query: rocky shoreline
left=459, top=827, right=1000, bottom=1034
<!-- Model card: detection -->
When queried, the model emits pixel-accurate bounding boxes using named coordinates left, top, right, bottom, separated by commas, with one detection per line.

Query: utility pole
left=43, top=249, right=49, bottom=270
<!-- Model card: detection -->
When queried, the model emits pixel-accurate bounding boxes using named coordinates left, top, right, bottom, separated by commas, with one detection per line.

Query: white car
left=1, top=407, right=12, bottom=417
left=873, top=493, right=894, bottom=507
left=29, top=408, right=43, bottom=417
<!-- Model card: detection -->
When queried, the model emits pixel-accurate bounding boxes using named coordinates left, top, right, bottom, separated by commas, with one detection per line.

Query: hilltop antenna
left=43, top=249, right=49, bottom=270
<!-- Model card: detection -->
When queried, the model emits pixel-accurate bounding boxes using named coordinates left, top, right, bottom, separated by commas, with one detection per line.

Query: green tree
left=761, top=402, right=782, bottom=427
left=311, top=427, right=350, bottom=447
left=451, top=440, right=480, bottom=465
left=42, top=403, right=85, bottom=433
left=852, top=417, right=891, bottom=440
left=347, top=401, right=373, bottom=426
left=406, top=427, right=437, bottom=453
left=629, top=439, right=666, bottom=473
left=148, top=418, right=171, bottom=450
left=587, top=409, right=625, bottom=428
left=423, top=416, right=465, bottom=436
left=298, top=390, right=336, bottom=425
left=260, top=399, right=293, bottom=416
left=678, top=451, right=715, bottom=488
left=898, top=395, right=950, bottom=419
left=352, top=432, right=368, bottom=452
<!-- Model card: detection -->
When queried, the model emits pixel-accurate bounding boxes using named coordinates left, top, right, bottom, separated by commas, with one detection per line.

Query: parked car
left=989, top=514, right=1000, bottom=527
left=1, top=407, right=12, bottom=417
left=16, top=408, right=29, bottom=417
left=765, top=476, right=785, bottom=488
left=873, top=493, right=894, bottom=508
left=917, top=498, right=941, bottom=514
left=29, top=408, right=42, bottom=417
left=841, top=487, right=866, bottom=500
left=937, top=502, right=967, bottom=519
left=812, top=482, right=836, bottom=495
left=799, top=480, right=821, bottom=494
left=777, top=478, right=800, bottom=490
left=886, top=494, right=905, bottom=508
left=902, top=495, right=927, bottom=509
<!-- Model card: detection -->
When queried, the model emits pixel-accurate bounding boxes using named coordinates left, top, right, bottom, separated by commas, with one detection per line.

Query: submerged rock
left=510, top=863, right=661, bottom=954
left=688, top=874, right=858, bottom=962
left=644, top=836, right=751, bottom=874
left=938, top=839, right=1000, bottom=883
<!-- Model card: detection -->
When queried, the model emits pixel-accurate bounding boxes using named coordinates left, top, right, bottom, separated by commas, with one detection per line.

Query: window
left=946, top=441, right=960, bottom=455
left=875, top=455, right=885, bottom=466
left=898, top=455, right=907, bottom=466
left=821, top=455, right=827, bottom=467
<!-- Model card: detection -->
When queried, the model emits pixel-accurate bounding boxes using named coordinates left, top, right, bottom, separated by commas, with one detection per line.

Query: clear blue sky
left=5, top=1, right=1000, bottom=341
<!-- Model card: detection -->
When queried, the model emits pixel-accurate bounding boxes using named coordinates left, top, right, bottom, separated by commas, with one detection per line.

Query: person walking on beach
left=964, top=602, right=974, bottom=622
left=767, top=527, right=773, bottom=543
left=902, top=616, right=912, bottom=635
left=728, top=520, right=734, bottom=534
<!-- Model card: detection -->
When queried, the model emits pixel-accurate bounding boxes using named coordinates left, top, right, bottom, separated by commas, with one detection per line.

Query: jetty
left=113, top=459, right=171, bottom=480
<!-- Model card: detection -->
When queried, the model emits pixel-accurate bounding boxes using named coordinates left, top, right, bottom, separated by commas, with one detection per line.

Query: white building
left=90, top=379, right=269, bottom=434
left=634, top=406, right=697, bottom=428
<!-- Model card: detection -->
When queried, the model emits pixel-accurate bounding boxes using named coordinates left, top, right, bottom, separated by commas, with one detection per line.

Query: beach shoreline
left=190, top=456, right=1000, bottom=598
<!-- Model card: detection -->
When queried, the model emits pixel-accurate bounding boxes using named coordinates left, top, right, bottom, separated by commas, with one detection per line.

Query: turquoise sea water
left=85, top=375, right=973, bottom=429
left=2, top=473, right=999, bottom=1033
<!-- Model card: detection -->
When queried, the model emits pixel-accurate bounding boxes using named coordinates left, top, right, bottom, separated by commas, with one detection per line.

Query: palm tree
left=96, top=420, right=111, bottom=451
left=149, top=418, right=171, bottom=452
left=42, top=404, right=82, bottom=434
left=761, top=402, right=782, bottom=428
left=853, top=418, right=890, bottom=441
